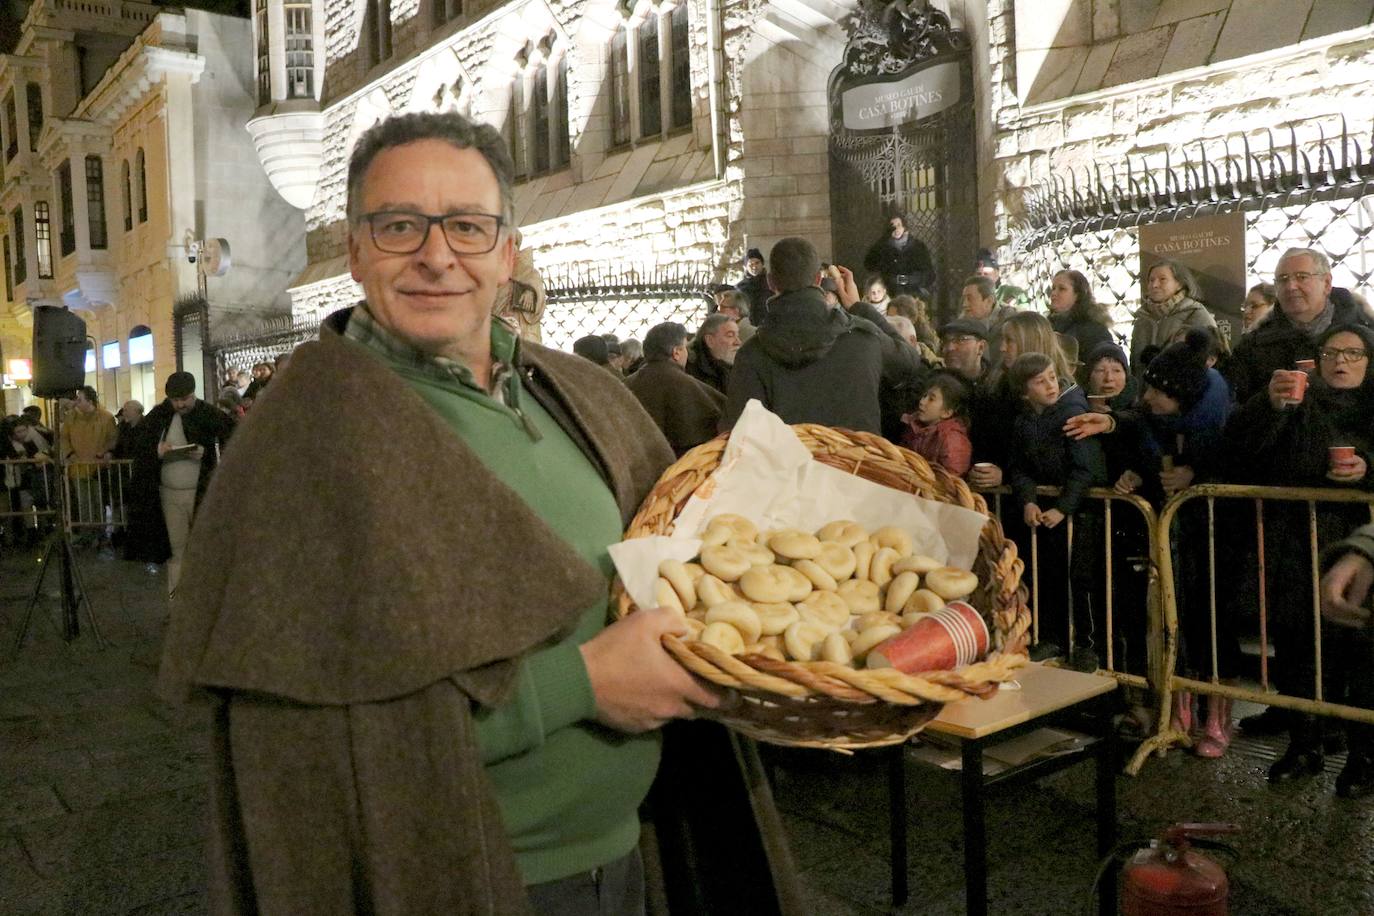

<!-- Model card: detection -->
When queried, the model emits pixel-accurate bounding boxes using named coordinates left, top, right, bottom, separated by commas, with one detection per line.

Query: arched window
left=637, top=12, right=660, bottom=138
left=507, top=81, right=526, bottom=180
left=668, top=2, right=690, bottom=130
left=552, top=53, right=570, bottom=168
left=33, top=202, right=51, bottom=279
left=609, top=26, right=630, bottom=148
left=531, top=63, right=550, bottom=174
left=135, top=148, right=147, bottom=223
left=121, top=160, right=132, bottom=231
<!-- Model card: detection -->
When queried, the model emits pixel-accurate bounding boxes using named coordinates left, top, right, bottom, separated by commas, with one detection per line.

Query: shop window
left=34, top=202, right=51, bottom=279
left=86, top=156, right=106, bottom=250
left=57, top=160, right=75, bottom=256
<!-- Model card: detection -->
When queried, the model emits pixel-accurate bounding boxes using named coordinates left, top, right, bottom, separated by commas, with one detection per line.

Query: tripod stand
left=11, top=400, right=105, bottom=655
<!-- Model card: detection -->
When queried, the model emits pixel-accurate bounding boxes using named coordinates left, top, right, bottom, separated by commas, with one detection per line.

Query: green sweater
left=345, top=312, right=659, bottom=884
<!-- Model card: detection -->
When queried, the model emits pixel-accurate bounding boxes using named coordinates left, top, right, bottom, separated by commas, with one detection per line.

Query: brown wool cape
left=158, top=314, right=675, bottom=916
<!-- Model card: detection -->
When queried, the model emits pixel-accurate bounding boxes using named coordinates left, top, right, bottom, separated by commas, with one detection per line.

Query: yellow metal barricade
left=1131, top=483, right=1374, bottom=773
left=979, top=485, right=1159, bottom=694
left=62, top=459, right=134, bottom=532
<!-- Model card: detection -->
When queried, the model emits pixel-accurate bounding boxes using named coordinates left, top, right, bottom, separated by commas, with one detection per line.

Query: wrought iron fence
left=212, top=315, right=321, bottom=378
left=539, top=263, right=715, bottom=353
left=1011, top=117, right=1374, bottom=328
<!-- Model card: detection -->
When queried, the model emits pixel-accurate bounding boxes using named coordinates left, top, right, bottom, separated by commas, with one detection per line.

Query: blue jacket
left=1008, top=385, right=1108, bottom=515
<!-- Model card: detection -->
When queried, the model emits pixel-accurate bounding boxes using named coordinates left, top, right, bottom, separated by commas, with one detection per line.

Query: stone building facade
left=983, top=0, right=1374, bottom=330
left=0, top=0, right=306, bottom=414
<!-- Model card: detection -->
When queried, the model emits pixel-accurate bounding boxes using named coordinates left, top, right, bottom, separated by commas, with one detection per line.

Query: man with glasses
left=158, top=112, right=740, bottom=915
left=1227, top=247, right=1374, bottom=405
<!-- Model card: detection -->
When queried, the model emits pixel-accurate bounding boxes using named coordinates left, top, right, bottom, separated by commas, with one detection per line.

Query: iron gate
left=539, top=263, right=714, bottom=352
left=827, top=2, right=978, bottom=322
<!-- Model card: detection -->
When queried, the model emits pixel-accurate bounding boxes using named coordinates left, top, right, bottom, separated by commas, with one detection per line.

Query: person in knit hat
left=1083, top=341, right=1138, bottom=412
left=736, top=247, right=772, bottom=325
left=1067, top=327, right=1237, bottom=753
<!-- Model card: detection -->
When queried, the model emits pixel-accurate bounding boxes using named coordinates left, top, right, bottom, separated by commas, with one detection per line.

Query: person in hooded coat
left=721, top=238, right=922, bottom=434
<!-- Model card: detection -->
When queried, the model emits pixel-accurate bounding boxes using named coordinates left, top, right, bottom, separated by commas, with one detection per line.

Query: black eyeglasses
left=1318, top=347, right=1369, bottom=363
left=360, top=210, right=505, bottom=255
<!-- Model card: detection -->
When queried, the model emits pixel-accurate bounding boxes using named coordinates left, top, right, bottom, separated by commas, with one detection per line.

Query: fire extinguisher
left=1118, top=822, right=1240, bottom=915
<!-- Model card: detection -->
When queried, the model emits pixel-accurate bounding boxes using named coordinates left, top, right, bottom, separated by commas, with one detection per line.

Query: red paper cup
left=1330, top=446, right=1356, bottom=468
left=1087, top=395, right=1110, bottom=413
left=866, top=601, right=990, bottom=674
left=1289, top=370, right=1309, bottom=403
left=1295, top=359, right=1317, bottom=372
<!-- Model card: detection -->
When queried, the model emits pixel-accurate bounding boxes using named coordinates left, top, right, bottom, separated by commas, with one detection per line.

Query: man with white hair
left=885, top=314, right=919, bottom=348
left=1227, top=247, right=1374, bottom=405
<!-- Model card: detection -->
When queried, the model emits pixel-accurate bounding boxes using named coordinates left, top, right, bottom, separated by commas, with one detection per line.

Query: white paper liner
left=610, top=400, right=989, bottom=612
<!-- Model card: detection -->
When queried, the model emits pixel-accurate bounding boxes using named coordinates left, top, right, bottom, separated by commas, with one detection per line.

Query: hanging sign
left=840, top=60, right=961, bottom=131
left=1139, top=212, right=1247, bottom=345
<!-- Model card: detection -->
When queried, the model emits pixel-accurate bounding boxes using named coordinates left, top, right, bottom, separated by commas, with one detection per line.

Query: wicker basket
left=613, top=424, right=1031, bottom=751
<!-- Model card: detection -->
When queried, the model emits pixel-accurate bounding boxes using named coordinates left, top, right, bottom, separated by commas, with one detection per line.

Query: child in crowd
left=1006, top=352, right=1108, bottom=664
left=899, top=370, right=972, bottom=476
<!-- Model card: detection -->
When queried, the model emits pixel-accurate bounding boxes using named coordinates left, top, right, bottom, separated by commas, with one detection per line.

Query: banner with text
left=1139, top=212, right=1247, bottom=345
left=840, top=60, right=960, bottom=132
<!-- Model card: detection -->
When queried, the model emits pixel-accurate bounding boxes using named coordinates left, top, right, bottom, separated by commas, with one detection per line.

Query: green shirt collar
left=343, top=304, right=521, bottom=401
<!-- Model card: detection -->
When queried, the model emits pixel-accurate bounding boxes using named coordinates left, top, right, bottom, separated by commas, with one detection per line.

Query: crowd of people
left=576, top=240, right=1374, bottom=800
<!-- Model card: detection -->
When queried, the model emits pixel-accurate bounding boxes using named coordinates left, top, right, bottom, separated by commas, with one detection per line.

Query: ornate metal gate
left=828, top=1, right=978, bottom=320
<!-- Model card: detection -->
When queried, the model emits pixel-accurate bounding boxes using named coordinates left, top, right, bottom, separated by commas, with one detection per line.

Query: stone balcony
left=246, top=99, right=325, bottom=211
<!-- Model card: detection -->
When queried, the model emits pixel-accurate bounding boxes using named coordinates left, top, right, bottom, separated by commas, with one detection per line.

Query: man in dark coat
left=736, top=248, right=771, bottom=325
left=626, top=322, right=725, bottom=456
left=1227, top=247, right=1374, bottom=406
left=723, top=237, right=923, bottom=434
left=863, top=215, right=934, bottom=299
left=685, top=313, right=739, bottom=394
left=124, top=372, right=232, bottom=587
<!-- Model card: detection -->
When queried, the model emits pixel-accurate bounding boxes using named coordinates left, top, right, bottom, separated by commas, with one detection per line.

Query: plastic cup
left=866, top=601, right=989, bottom=673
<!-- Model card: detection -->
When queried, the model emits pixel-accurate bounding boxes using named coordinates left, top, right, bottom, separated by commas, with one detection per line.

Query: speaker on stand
left=10, top=306, right=105, bottom=657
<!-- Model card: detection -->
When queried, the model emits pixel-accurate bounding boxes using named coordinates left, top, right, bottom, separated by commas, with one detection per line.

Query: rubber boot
left=1194, top=695, right=1233, bottom=758
left=1170, top=690, right=1194, bottom=737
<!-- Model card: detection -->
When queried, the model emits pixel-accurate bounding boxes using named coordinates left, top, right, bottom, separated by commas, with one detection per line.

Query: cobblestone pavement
left=2, top=546, right=1372, bottom=915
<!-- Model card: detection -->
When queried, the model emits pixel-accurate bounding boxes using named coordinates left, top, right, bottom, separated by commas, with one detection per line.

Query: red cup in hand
left=1330, top=445, right=1357, bottom=473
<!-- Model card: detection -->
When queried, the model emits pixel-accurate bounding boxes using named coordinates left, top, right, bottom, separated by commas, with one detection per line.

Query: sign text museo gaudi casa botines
left=840, top=61, right=960, bottom=131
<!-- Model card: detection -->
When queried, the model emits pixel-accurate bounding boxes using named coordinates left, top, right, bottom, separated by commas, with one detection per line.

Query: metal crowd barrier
left=981, top=485, right=1159, bottom=695
left=63, top=459, right=134, bottom=531
left=0, top=458, right=133, bottom=543
left=1132, top=483, right=1374, bottom=771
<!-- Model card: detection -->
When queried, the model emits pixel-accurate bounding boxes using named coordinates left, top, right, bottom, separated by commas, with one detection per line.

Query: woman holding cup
left=1224, top=323, right=1374, bottom=785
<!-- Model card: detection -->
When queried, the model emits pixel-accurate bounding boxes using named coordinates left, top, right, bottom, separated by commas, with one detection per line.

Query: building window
left=12, top=207, right=25, bottom=285
left=668, top=3, right=691, bottom=130
left=4, top=94, right=16, bottom=161
left=121, top=160, right=132, bottom=231
left=609, top=27, right=630, bottom=148
left=136, top=148, right=147, bottom=223
left=553, top=54, right=570, bottom=169
left=366, top=0, right=392, bottom=67
left=531, top=64, right=550, bottom=174
left=285, top=3, right=314, bottom=99
left=34, top=202, right=51, bottom=279
left=432, top=0, right=461, bottom=29
left=507, top=83, right=526, bottom=180
left=256, top=0, right=270, bottom=105
left=86, top=156, right=106, bottom=250
left=26, top=84, right=42, bottom=151
left=638, top=12, right=660, bottom=138
left=57, top=161, right=75, bottom=256
left=2, top=236, right=11, bottom=301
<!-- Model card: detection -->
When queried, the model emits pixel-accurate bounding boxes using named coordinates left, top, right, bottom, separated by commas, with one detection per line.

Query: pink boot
left=1170, top=690, right=1194, bottom=737
left=1194, top=696, right=1234, bottom=758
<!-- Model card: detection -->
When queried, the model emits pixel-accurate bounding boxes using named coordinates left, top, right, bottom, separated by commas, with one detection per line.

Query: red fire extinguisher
left=1120, top=823, right=1239, bottom=915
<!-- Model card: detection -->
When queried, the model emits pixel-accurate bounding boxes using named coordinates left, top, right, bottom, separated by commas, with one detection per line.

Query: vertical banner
left=1139, top=212, right=1247, bottom=345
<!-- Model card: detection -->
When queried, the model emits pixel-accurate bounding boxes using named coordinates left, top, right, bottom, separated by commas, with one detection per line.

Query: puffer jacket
left=1130, top=294, right=1216, bottom=371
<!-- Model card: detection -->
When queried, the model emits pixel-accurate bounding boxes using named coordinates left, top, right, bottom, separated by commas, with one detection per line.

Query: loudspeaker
left=32, top=306, right=88, bottom=397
